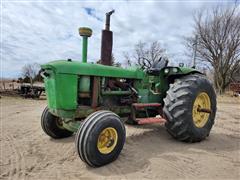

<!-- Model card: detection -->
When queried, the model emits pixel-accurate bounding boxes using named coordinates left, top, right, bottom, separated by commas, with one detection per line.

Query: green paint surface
left=41, top=60, right=145, bottom=79
left=82, top=36, right=88, bottom=63
left=43, top=69, right=78, bottom=118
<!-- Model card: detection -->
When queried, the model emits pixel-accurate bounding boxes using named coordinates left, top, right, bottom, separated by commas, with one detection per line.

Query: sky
left=0, top=0, right=236, bottom=78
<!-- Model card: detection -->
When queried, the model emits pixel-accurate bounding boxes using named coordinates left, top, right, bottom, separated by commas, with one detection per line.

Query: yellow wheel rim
left=97, top=127, right=118, bottom=154
left=192, top=92, right=211, bottom=128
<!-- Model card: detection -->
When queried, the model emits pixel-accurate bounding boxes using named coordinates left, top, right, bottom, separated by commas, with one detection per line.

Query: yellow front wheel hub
left=192, top=92, right=211, bottom=128
left=97, top=127, right=118, bottom=154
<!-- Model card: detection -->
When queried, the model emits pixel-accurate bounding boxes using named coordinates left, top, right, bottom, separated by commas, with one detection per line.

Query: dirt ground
left=0, top=95, right=239, bottom=180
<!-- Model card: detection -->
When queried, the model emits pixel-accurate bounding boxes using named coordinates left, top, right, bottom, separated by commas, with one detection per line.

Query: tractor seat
left=147, top=58, right=168, bottom=75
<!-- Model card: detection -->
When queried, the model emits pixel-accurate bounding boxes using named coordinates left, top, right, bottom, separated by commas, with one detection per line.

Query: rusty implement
left=19, top=84, right=45, bottom=99
left=229, top=82, right=240, bottom=96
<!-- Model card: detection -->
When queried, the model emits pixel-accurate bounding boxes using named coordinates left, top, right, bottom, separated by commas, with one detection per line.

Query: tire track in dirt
left=3, top=122, right=43, bottom=179
left=120, top=126, right=156, bottom=177
left=159, top=153, right=200, bottom=178
left=4, top=134, right=26, bottom=180
left=31, top=135, right=77, bottom=179
left=0, top=141, right=12, bottom=179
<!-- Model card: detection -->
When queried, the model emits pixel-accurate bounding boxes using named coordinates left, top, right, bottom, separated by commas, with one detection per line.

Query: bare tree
left=96, top=54, right=121, bottom=67
left=22, top=63, right=40, bottom=86
left=124, top=41, right=167, bottom=70
left=111, top=54, right=121, bottom=67
left=185, top=5, right=240, bottom=94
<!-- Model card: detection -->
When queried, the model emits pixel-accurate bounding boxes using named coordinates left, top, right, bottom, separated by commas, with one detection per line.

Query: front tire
left=163, top=74, right=216, bottom=142
left=75, top=110, right=126, bottom=167
left=41, top=107, right=73, bottom=139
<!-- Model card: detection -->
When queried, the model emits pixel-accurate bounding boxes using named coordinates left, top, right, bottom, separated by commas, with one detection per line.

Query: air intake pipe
left=79, top=27, right=92, bottom=63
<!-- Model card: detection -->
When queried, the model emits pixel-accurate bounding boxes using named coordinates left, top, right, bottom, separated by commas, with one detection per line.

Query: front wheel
left=163, top=74, right=217, bottom=142
left=75, top=110, right=126, bottom=167
left=41, top=107, right=73, bottom=139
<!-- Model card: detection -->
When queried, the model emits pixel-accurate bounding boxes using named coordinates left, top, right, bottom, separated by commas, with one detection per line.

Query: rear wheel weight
left=75, top=110, right=126, bottom=167
left=163, top=74, right=217, bottom=142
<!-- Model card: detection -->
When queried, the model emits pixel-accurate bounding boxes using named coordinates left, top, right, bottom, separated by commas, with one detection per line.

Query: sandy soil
left=0, top=95, right=239, bottom=180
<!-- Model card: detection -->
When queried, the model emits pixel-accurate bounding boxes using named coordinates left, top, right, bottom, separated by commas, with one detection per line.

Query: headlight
left=164, top=68, right=169, bottom=74
left=172, top=68, right=178, bottom=73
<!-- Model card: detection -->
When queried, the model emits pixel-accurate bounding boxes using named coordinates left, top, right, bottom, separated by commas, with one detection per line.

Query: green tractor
left=41, top=11, right=216, bottom=167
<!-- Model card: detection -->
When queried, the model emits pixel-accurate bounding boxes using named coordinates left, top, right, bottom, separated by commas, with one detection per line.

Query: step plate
left=136, top=117, right=166, bottom=125
left=132, top=103, right=161, bottom=108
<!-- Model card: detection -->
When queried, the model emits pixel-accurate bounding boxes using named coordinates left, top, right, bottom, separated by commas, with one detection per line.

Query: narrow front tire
left=41, top=107, right=73, bottom=139
left=75, top=110, right=126, bottom=167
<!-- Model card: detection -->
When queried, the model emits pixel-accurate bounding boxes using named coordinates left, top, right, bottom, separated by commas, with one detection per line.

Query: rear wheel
left=41, top=107, right=73, bottom=139
left=163, top=74, right=216, bottom=142
left=75, top=110, right=126, bottom=167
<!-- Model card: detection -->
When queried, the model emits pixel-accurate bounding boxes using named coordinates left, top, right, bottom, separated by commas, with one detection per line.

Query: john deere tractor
left=41, top=10, right=216, bottom=167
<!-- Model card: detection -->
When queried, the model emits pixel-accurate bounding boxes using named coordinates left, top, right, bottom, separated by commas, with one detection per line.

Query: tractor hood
left=41, top=60, right=145, bottom=79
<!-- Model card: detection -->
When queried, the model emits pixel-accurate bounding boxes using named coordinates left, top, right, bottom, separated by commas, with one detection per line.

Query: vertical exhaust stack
left=100, top=10, right=115, bottom=66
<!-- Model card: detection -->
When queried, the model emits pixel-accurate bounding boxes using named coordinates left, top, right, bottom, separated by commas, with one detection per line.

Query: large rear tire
left=41, top=107, right=73, bottom=139
left=163, top=74, right=216, bottom=142
left=75, top=110, right=126, bottom=167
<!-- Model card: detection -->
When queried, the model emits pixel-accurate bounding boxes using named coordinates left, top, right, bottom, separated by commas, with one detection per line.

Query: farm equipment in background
left=40, top=10, right=217, bottom=167
left=229, top=82, right=240, bottom=96
left=18, top=84, right=45, bottom=98
left=0, top=81, right=45, bottom=98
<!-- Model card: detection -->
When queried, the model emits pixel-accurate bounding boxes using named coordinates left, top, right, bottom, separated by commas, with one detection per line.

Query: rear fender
left=163, top=66, right=203, bottom=84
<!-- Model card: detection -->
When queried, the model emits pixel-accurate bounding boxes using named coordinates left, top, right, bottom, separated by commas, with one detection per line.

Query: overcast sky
left=1, top=0, right=235, bottom=78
